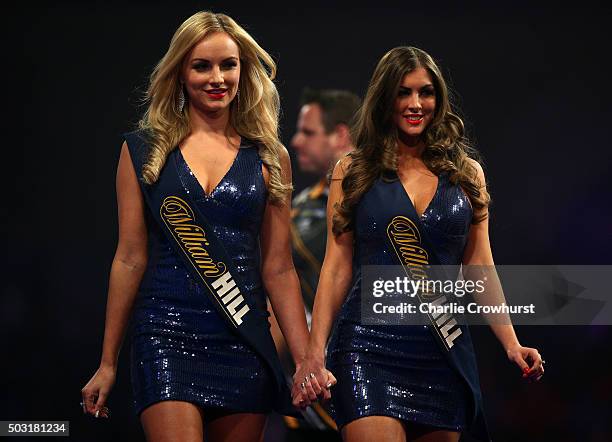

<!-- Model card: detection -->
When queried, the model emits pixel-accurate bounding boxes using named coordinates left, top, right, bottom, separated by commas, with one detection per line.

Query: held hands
left=291, top=355, right=337, bottom=410
left=80, top=364, right=116, bottom=418
left=506, top=344, right=545, bottom=382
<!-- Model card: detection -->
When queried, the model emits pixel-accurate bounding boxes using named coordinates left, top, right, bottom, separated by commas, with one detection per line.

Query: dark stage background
left=5, top=1, right=612, bottom=441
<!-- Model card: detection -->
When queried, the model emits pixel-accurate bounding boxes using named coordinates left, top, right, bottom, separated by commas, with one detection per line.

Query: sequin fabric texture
left=130, top=140, right=274, bottom=415
left=327, top=173, right=474, bottom=430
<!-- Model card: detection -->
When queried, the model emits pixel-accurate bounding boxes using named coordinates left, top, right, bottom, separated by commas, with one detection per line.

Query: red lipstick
left=404, top=114, right=424, bottom=125
left=205, top=88, right=227, bottom=99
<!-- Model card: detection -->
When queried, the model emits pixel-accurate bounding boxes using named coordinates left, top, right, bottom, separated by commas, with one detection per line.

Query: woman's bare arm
left=308, top=156, right=355, bottom=360
left=81, top=142, right=149, bottom=415
left=462, top=159, right=543, bottom=380
left=290, top=157, right=354, bottom=407
left=260, top=147, right=310, bottom=367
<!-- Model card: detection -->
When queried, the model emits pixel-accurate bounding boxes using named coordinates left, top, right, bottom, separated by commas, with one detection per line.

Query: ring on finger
left=300, top=382, right=306, bottom=389
left=309, top=372, right=316, bottom=379
left=304, top=376, right=310, bottom=384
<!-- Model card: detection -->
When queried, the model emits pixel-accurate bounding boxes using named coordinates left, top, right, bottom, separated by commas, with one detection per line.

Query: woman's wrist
left=491, top=324, right=521, bottom=353
left=305, top=342, right=326, bottom=363
left=291, top=349, right=307, bottom=367
left=100, top=356, right=118, bottom=371
left=503, top=339, right=521, bottom=354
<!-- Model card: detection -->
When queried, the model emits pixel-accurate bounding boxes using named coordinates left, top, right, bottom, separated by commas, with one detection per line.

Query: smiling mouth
left=403, top=115, right=424, bottom=125
left=205, top=89, right=228, bottom=98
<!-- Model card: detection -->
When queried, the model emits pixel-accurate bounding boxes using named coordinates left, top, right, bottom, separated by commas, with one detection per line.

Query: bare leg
left=206, top=412, right=267, bottom=442
left=407, top=422, right=460, bottom=442
left=140, top=400, right=204, bottom=442
left=342, top=416, right=407, bottom=442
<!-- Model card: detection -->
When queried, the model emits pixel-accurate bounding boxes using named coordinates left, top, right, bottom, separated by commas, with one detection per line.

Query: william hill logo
left=160, top=196, right=250, bottom=325
left=387, top=215, right=462, bottom=349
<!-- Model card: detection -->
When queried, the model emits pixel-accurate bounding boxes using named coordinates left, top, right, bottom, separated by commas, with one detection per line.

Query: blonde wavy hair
left=137, top=11, right=291, bottom=204
left=333, top=46, right=491, bottom=235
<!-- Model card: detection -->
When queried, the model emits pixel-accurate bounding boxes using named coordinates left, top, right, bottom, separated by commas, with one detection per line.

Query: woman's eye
left=421, top=88, right=435, bottom=97
left=398, top=90, right=410, bottom=96
left=192, top=61, right=236, bottom=71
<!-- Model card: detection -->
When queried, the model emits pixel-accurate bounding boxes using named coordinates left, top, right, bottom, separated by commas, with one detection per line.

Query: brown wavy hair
left=333, top=46, right=490, bottom=235
left=137, top=11, right=291, bottom=204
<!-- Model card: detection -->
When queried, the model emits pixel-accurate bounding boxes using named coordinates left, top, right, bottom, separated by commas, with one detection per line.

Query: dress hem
left=333, top=410, right=464, bottom=433
left=135, top=395, right=273, bottom=417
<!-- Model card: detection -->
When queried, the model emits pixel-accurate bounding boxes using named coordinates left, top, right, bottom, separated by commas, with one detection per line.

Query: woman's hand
left=81, top=365, right=116, bottom=418
left=291, top=354, right=337, bottom=409
left=506, top=344, right=545, bottom=382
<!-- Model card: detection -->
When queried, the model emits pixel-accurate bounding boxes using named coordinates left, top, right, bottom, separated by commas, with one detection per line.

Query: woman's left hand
left=506, top=344, right=545, bottom=382
left=291, top=356, right=336, bottom=409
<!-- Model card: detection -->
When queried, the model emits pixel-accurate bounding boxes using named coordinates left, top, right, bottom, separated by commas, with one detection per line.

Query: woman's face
left=181, top=32, right=241, bottom=114
left=393, top=67, right=436, bottom=143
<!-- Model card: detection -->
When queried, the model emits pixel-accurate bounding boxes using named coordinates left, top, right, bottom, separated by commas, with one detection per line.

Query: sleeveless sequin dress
left=128, top=137, right=275, bottom=415
left=327, top=172, right=482, bottom=433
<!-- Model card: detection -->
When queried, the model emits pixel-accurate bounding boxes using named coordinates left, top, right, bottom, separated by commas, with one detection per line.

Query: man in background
left=289, top=88, right=361, bottom=315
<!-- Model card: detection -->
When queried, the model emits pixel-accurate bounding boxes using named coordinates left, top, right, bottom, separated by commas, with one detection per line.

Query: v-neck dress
left=327, top=172, right=479, bottom=433
left=130, top=139, right=275, bottom=415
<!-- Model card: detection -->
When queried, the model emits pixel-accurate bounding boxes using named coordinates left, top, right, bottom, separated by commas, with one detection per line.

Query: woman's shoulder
left=464, top=157, right=486, bottom=188
left=122, top=128, right=153, bottom=171
left=330, top=152, right=353, bottom=181
left=246, top=139, right=290, bottom=167
left=240, top=138, right=266, bottom=165
left=240, top=136, right=257, bottom=148
left=123, top=128, right=152, bottom=150
left=123, top=127, right=150, bottom=142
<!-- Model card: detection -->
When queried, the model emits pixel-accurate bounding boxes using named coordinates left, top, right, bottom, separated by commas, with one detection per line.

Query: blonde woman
left=81, top=11, right=333, bottom=441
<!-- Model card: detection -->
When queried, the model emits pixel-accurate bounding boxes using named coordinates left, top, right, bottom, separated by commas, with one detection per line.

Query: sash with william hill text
left=382, top=173, right=466, bottom=351
left=381, top=175, right=490, bottom=441
left=123, top=130, right=294, bottom=415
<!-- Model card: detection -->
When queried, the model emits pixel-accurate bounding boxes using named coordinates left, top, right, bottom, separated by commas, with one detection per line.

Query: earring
left=235, top=88, right=240, bottom=113
left=177, top=84, right=185, bottom=113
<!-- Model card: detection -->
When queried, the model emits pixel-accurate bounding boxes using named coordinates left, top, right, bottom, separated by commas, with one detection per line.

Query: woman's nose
left=210, top=65, right=223, bottom=84
left=407, top=93, right=421, bottom=111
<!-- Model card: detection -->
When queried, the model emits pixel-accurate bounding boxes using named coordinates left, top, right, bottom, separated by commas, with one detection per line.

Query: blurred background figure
left=289, top=88, right=361, bottom=315
left=268, top=89, right=360, bottom=441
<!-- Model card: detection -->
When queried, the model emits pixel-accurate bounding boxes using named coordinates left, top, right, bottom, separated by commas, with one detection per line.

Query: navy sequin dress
left=129, top=138, right=275, bottom=415
left=327, top=172, right=485, bottom=435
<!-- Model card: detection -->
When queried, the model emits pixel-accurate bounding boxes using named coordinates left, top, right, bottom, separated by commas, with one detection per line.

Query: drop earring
left=177, top=83, right=185, bottom=113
